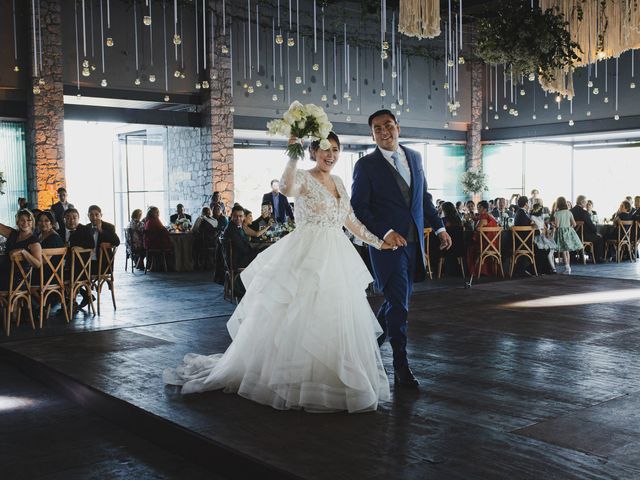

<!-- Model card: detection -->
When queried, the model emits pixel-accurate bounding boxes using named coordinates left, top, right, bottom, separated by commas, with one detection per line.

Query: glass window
left=424, top=144, right=466, bottom=203
left=524, top=143, right=572, bottom=209
left=483, top=143, right=523, bottom=201
left=0, top=121, right=28, bottom=224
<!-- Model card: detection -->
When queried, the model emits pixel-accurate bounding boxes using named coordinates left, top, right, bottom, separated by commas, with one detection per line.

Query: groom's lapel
left=374, top=147, right=411, bottom=207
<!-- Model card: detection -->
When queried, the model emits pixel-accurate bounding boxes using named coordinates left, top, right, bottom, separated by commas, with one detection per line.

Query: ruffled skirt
left=163, top=225, right=390, bottom=413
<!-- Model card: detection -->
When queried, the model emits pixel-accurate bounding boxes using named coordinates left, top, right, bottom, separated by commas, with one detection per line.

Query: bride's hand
left=288, top=135, right=301, bottom=146
left=381, top=241, right=399, bottom=250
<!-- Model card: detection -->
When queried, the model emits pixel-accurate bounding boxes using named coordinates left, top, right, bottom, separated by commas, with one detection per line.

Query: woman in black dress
left=0, top=209, right=42, bottom=290
left=37, top=211, right=64, bottom=248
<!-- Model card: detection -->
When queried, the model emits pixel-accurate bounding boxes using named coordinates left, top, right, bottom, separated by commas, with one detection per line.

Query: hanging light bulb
left=631, top=82, right=636, bottom=89
left=33, top=85, right=41, bottom=94
left=513, top=110, right=519, bottom=117
left=278, top=84, right=284, bottom=91
left=556, top=114, right=562, bottom=120
left=485, top=125, right=489, bottom=130
left=164, top=95, right=170, bottom=101
left=321, top=94, right=327, bottom=101
left=180, top=72, right=185, bottom=79
left=532, top=114, right=537, bottom=120
left=614, top=114, right=620, bottom=120
left=248, top=86, right=254, bottom=93
left=586, top=111, right=591, bottom=116
left=380, top=89, right=386, bottom=97
left=229, top=106, right=235, bottom=112
left=382, top=41, right=389, bottom=50
left=255, top=80, right=262, bottom=87
left=390, top=103, right=396, bottom=109
left=106, top=37, right=114, bottom=47
left=555, top=95, right=562, bottom=103
left=287, top=37, right=295, bottom=47
left=503, top=104, right=507, bottom=110
left=604, top=96, right=609, bottom=103
left=38, top=78, right=45, bottom=86
left=295, top=76, right=302, bottom=84
left=406, top=107, right=411, bottom=112
left=489, top=105, right=493, bottom=111
left=398, top=99, right=404, bottom=106
left=211, top=72, right=218, bottom=80
left=149, top=74, right=156, bottom=83
left=221, top=45, right=229, bottom=54
left=569, top=120, right=574, bottom=126
left=134, top=77, right=141, bottom=85
left=381, top=51, right=388, bottom=60
left=444, top=122, right=449, bottom=128
left=451, top=111, right=457, bottom=117
left=588, top=80, right=594, bottom=88
left=174, top=69, right=181, bottom=78
left=302, top=89, right=307, bottom=95
left=143, top=15, right=152, bottom=26
left=101, top=78, right=108, bottom=87
left=91, top=65, right=96, bottom=71
left=443, top=82, right=449, bottom=90
left=528, top=72, right=535, bottom=81
left=275, top=34, right=284, bottom=45
left=597, top=50, right=606, bottom=60
left=13, top=65, right=20, bottom=72
left=173, top=34, right=182, bottom=45
left=195, top=82, right=202, bottom=90
left=243, top=82, right=248, bottom=89
left=343, top=91, right=349, bottom=98
left=509, top=108, right=515, bottom=115
left=82, top=59, right=89, bottom=68
left=391, top=71, right=397, bottom=78
left=520, top=89, right=525, bottom=96
left=272, top=94, right=278, bottom=101
left=447, top=59, right=454, bottom=67
left=82, top=67, right=91, bottom=77
left=312, top=63, right=319, bottom=71
left=332, top=98, right=339, bottom=105
left=593, top=87, right=599, bottom=95
left=202, top=80, right=209, bottom=89
left=346, top=115, right=351, bottom=121
left=458, top=56, right=465, bottom=64
left=543, top=104, right=549, bottom=109
left=494, top=114, right=499, bottom=120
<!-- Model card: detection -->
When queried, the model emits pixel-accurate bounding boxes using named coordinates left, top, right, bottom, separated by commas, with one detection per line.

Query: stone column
left=26, top=0, right=65, bottom=209
left=465, top=60, right=484, bottom=201
left=202, top=1, right=234, bottom=209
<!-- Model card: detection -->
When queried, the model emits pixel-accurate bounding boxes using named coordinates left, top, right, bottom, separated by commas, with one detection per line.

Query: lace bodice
left=280, top=161, right=383, bottom=249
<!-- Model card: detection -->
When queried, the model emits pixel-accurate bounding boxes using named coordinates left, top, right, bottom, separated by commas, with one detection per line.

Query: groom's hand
left=383, top=231, right=407, bottom=248
left=438, top=231, right=452, bottom=250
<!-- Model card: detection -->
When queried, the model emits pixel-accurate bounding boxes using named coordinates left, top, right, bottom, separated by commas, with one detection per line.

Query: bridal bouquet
left=266, top=101, right=333, bottom=160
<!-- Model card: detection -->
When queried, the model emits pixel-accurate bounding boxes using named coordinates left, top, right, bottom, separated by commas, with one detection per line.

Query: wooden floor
left=1, top=257, right=640, bottom=479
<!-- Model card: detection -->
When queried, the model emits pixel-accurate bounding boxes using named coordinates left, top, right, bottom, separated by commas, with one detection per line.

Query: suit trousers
left=376, top=243, right=417, bottom=369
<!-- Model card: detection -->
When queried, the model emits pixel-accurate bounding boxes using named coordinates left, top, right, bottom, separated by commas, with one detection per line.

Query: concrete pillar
left=465, top=60, right=484, bottom=201
left=202, top=1, right=234, bottom=208
left=26, top=0, right=65, bottom=209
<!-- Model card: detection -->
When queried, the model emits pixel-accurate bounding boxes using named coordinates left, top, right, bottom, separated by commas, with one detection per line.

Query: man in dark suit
left=262, top=180, right=294, bottom=223
left=571, top=195, right=604, bottom=262
left=513, top=196, right=531, bottom=227
left=222, top=205, right=257, bottom=297
left=169, top=204, right=192, bottom=224
left=351, top=109, right=452, bottom=389
left=512, top=196, right=543, bottom=275
left=50, top=187, right=74, bottom=229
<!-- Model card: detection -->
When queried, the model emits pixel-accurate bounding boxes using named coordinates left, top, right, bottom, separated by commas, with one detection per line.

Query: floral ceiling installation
left=398, top=0, right=441, bottom=39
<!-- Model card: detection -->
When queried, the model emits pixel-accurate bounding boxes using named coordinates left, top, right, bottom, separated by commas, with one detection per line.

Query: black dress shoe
left=394, top=366, right=420, bottom=389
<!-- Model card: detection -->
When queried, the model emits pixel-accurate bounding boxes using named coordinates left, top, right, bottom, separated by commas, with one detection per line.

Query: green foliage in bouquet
left=461, top=169, right=489, bottom=195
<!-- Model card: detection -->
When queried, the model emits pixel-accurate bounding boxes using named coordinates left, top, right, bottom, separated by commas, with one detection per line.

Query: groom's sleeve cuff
left=435, top=227, right=446, bottom=235
left=383, top=229, right=394, bottom=240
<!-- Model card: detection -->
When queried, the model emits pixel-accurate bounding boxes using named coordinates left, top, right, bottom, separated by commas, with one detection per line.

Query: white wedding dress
left=163, top=163, right=390, bottom=413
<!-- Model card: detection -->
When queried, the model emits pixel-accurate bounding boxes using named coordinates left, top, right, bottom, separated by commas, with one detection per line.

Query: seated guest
left=37, top=211, right=64, bottom=249
left=86, top=205, right=120, bottom=272
left=262, top=179, right=294, bottom=223
left=613, top=200, right=634, bottom=226
left=531, top=198, right=550, bottom=215
left=212, top=203, right=228, bottom=230
left=531, top=204, right=557, bottom=274
left=144, top=206, right=172, bottom=251
left=50, top=187, right=74, bottom=229
left=631, top=196, right=640, bottom=217
left=463, top=200, right=476, bottom=230
left=466, top=200, right=499, bottom=277
left=222, top=205, right=257, bottom=297
left=514, top=196, right=532, bottom=227
left=441, top=202, right=463, bottom=228
left=250, top=203, right=276, bottom=231
left=58, top=208, right=93, bottom=248
left=455, top=201, right=465, bottom=219
left=128, top=209, right=145, bottom=269
left=209, top=191, right=227, bottom=217
left=0, top=209, right=42, bottom=290
left=169, top=204, right=192, bottom=224
left=571, top=195, right=604, bottom=262
left=242, top=209, right=273, bottom=238
left=492, top=197, right=513, bottom=226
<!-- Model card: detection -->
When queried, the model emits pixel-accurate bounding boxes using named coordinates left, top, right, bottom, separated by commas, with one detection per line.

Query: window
left=424, top=144, right=466, bottom=203
left=0, top=121, right=28, bottom=224
left=483, top=143, right=523, bottom=201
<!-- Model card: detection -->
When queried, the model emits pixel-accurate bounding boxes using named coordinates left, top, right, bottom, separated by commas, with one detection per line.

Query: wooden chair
left=219, top=237, right=244, bottom=304
left=145, top=248, right=170, bottom=273
left=509, top=226, right=538, bottom=278
left=473, top=226, right=504, bottom=281
left=605, top=220, right=635, bottom=263
left=124, top=227, right=141, bottom=273
left=66, top=247, right=95, bottom=316
left=574, top=221, right=594, bottom=264
left=423, top=227, right=433, bottom=280
left=633, top=221, right=640, bottom=261
left=91, top=243, right=117, bottom=315
left=437, top=225, right=466, bottom=278
left=32, top=247, right=69, bottom=327
left=0, top=253, right=35, bottom=336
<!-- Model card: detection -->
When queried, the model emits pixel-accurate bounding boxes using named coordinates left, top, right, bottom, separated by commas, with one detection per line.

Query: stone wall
left=166, top=126, right=210, bottom=219
left=26, top=0, right=65, bottom=209
left=465, top=61, right=484, bottom=201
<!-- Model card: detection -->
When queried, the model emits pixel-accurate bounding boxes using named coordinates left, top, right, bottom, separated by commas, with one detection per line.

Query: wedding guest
left=531, top=204, right=557, bottom=273
left=514, top=196, right=532, bottom=227
left=532, top=198, right=550, bottom=215
left=529, top=189, right=540, bottom=208
left=250, top=203, right=276, bottom=231
left=492, top=197, right=513, bottom=227
left=467, top=200, right=499, bottom=277
left=242, top=209, right=272, bottom=238
left=222, top=205, right=257, bottom=297
left=86, top=205, right=120, bottom=271
left=193, top=207, right=219, bottom=234
left=50, top=187, right=74, bottom=228
left=571, top=195, right=604, bottom=262
left=0, top=209, right=42, bottom=290
left=144, top=206, right=172, bottom=251
left=58, top=208, right=91, bottom=248
left=442, top=202, right=463, bottom=228
left=37, top=211, right=64, bottom=249
left=463, top=200, right=476, bottom=230
left=555, top=196, right=583, bottom=275
left=127, top=209, right=145, bottom=269
left=169, top=204, right=192, bottom=224
left=455, top=201, right=465, bottom=219
left=262, top=179, right=294, bottom=223
left=209, top=191, right=227, bottom=217
left=17, top=197, right=29, bottom=210
left=631, top=196, right=640, bottom=217
left=613, top=200, right=634, bottom=226
left=212, top=203, right=228, bottom=230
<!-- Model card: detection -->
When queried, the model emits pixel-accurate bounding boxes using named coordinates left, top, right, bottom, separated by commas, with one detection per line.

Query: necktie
left=392, top=152, right=410, bottom=186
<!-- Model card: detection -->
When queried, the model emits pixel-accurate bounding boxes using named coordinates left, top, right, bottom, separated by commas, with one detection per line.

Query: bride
left=163, top=132, right=392, bottom=413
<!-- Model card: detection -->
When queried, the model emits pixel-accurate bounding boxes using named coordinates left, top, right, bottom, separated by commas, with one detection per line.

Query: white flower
left=319, top=138, right=331, bottom=150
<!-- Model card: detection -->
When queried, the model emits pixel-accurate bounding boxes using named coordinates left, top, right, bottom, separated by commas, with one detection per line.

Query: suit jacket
left=571, top=206, right=597, bottom=236
left=351, top=145, right=443, bottom=287
left=51, top=201, right=74, bottom=227
left=83, top=221, right=121, bottom=253
left=222, top=222, right=256, bottom=269
left=170, top=213, right=192, bottom=224
left=262, top=192, right=294, bottom=223
left=514, top=208, right=532, bottom=227
left=57, top=223, right=94, bottom=249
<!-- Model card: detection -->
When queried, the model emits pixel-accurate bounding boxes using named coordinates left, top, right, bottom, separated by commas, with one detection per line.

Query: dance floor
left=2, top=264, right=640, bottom=479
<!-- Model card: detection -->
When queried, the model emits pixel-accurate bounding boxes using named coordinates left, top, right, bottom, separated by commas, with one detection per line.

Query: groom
left=351, top=109, right=451, bottom=389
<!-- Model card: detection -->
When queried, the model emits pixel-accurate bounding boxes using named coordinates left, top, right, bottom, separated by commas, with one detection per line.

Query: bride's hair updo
left=308, top=131, right=341, bottom=161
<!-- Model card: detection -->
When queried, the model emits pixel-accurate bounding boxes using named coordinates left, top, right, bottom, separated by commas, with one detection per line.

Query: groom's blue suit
left=351, top=145, right=444, bottom=369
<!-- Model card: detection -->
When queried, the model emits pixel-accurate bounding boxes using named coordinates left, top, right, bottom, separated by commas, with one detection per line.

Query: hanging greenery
left=460, top=169, right=488, bottom=195
left=475, top=0, right=581, bottom=83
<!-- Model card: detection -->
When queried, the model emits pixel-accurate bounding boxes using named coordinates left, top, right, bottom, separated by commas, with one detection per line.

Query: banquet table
left=169, top=232, right=195, bottom=272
